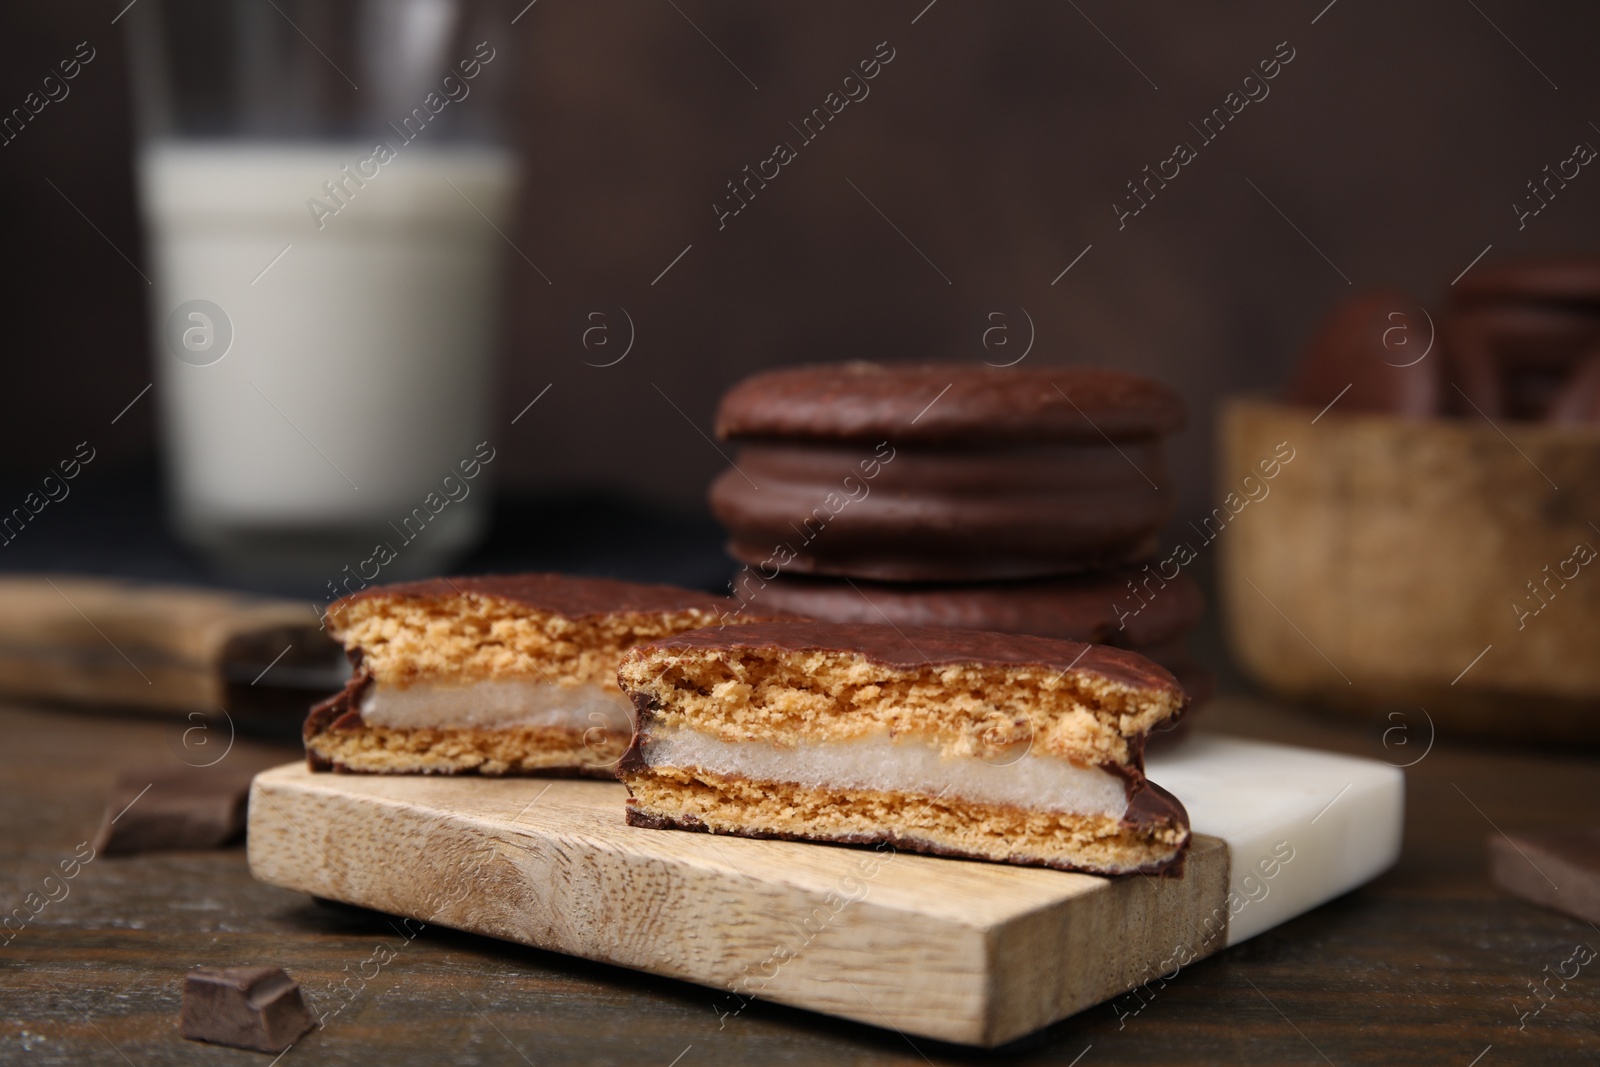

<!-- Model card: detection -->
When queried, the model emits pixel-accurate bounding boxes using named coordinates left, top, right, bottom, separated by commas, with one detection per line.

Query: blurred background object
left=1446, top=259, right=1600, bottom=421
left=123, top=0, right=517, bottom=580
left=9, top=2, right=1600, bottom=545
left=0, top=574, right=340, bottom=730
left=1283, top=288, right=1441, bottom=417
left=1223, top=253, right=1600, bottom=741
left=1220, top=394, right=1600, bottom=741
left=5, top=1, right=1600, bottom=728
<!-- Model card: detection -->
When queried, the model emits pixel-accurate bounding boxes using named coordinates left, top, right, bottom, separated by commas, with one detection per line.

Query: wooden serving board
left=247, top=734, right=1403, bottom=1046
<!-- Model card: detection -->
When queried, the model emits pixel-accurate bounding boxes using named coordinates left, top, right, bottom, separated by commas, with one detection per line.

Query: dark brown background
left=5, top=0, right=1600, bottom=523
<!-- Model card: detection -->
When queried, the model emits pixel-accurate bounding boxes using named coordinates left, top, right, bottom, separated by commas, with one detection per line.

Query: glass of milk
left=125, top=0, right=518, bottom=586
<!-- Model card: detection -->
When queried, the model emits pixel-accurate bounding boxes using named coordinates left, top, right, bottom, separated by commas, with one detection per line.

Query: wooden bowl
left=1217, top=397, right=1600, bottom=743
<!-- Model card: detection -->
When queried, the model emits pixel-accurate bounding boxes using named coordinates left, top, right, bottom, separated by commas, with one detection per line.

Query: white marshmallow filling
left=359, top=679, right=633, bottom=736
left=640, top=725, right=1132, bottom=820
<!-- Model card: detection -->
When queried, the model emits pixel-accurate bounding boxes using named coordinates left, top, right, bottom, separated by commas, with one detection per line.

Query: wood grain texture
left=246, top=765, right=1229, bottom=1046
left=0, top=576, right=333, bottom=713
left=1218, top=397, right=1600, bottom=742
left=4, top=692, right=1597, bottom=1065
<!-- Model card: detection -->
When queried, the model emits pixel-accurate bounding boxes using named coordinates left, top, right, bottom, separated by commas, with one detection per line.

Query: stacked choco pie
left=708, top=362, right=1214, bottom=712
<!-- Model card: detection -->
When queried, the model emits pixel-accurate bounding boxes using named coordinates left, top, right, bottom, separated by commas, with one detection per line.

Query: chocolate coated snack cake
left=750, top=568, right=1203, bottom=649
left=752, top=569, right=1215, bottom=710
left=710, top=362, right=1186, bottom=581
left=617, top=621, right=1191, bottom=875
left=305, top=574, right=754, bottom=776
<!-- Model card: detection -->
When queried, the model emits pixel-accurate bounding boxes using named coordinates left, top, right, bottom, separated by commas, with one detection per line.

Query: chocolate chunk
left=179, top=966, right=316, bottom=1053
left=1489, top=828, right=1600, bottom=925
left=715, top=362, right=1186, bottom=446
left=93, top=766, right=255, bottom=856
left=1285, top=290, right=1441, bottom=417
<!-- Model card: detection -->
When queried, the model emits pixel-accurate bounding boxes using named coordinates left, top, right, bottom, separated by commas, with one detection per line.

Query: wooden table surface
left=2, top=692, right=1596, bottom=1066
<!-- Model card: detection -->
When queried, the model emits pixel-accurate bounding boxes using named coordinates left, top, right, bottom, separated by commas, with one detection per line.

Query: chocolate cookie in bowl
left=1280, top=261, right=1600, bottom=425
left=1447, top=259, right=1600, bottom=422
left=1227, top=256, right=1600, bottom=742
left=1284, top=288, right=1442, bottom=418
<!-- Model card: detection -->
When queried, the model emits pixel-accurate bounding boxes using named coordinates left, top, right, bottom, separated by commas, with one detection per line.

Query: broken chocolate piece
left=93, top=766, right=255, bottom=856
left=1489, top=828, right=1600, bottom=925
left=179, top=966, right=316, bottom=1053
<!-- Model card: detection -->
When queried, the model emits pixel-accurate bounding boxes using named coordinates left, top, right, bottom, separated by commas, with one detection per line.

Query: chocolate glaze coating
left=1119, top=780, right=1189, bottom=834
left=716, top=363, right=1186, bottom=446
left=303, top=671, right=372, bottom=759
left=326, top=573, right=739, bottom=627
left=722, top=532, right=1159, bottom=584
left=747, top=570, right=1204, bottom=649
left=1448, top=304, right=1600, bottom=364
left=1443, top=259, right=1600, bottom=420
left=711, top=440, right=1171, bottom=581
left=626, top=619, right=1186, bottom=702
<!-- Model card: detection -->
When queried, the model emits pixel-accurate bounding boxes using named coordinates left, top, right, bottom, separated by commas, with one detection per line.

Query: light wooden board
left=247, top=734, right=1403, bottom=1046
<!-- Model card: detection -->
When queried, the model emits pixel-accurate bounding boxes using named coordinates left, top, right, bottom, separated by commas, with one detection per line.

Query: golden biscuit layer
left=620, top=647, right=1183, bottom=768
left=306, top=574, right=756, bottom=777
left=625, top=766, right=1188, bottom=875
